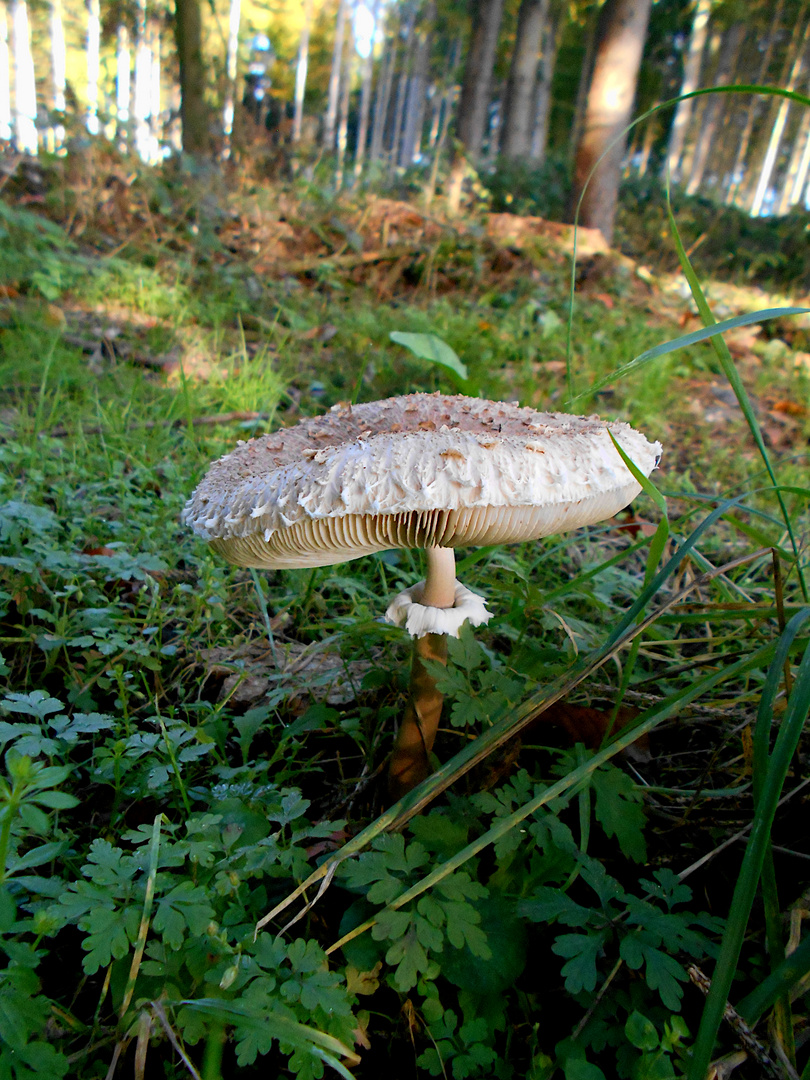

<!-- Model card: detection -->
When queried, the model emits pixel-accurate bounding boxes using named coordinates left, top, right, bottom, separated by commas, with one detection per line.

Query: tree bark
left=0, top=2, right=11, bottom=143
left=455, top=0, right=506, bottom=158
left=750, top=15, right=810, bottom=216
left=569, top=0, right=652, bottom=245
left=777, top=101, right=810, bottom=213
left=324, top=0, right=348, bottom=149
left=569, top=1, right=600, bottom=166
left=335, top=8, right=352, bottom=188
left=725, top=0, right=784, bottom=204
left=665, top=0, right=711, bottom=181
left=370, top=7, right=397, bottom=162
left=500, top=0, right=549, bottom=159
left=529, top=3, right=562, bottom=161
left=399, top=0, right=434, bottom=165
left=116, top=25, right=130, bottom=145
left=389, top=4, right=417, bottom=168
left=293, top=0, right=313, bottom=142
left=49, top=0, right=66, bottom=148
left=174, top=0, right=208, bottom=155
left=354, top=0, right=380, bottom=174
left=86, top=0, right=100, bottom=135
left=12, top=0, right=37, bottom=154
left=221, top=0, right=241, bottom=158
left=684, top=21, right=745, bottom=195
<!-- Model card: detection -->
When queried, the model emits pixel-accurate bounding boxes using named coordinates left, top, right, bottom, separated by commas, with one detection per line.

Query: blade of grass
left=687, top=624, right=810, bottom=1080
left=664, top=178, right=808, bottom=603
left=326, top=640, right=781, bottom=957
left=119, top=814, right=162, bottom=1021
left=737, top=935, right=810, bottom=1026
left=256, top=499, right=768, bottom=936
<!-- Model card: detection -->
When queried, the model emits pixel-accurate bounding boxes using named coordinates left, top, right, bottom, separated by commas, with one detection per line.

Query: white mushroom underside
left=211, top=480, right=641, bottom=569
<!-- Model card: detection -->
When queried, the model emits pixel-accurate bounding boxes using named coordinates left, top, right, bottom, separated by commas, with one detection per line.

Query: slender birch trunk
left=222, top=0, right=240, bottom=158
left=725, top=0, right=784, bottom=204
left=335, top=2, right=352, bottom=188
left=13, top=0, right=37, bottom=154
left=353, top=0, right=379, bottom=175
left=529, top=4, right=562, bottom=161
left=369, top=9, right=396, bottom=162
left=116, top=24, right=131, bottom=146
left=501, top=0, right=549, bottom=159
left=50, top=0, right=66, bottom=147
left=784, top=108, right=810, bottom=210
left=86, top=0, right=101, bottom=134
left=149, top=20, right=161, bottom=161
left=135, top=0, right=151, bottom=160
left=684, top=22, right=745, bottom=195
left=325, top=0, right=348, bottom=149
left=399, top=0, right=434, bottom=165
left=665, top=0, right=711, bottom=181
left=0, top=3, right=10, bottom=143
left=776, top=88, right=810, bottom=214
left=293, top=0, right=313, bottom=142
left=750, top=16, right=810, bottom=216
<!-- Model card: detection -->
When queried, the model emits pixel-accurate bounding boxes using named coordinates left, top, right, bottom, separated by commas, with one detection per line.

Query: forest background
left=1, top=1, right=810, bottom=1080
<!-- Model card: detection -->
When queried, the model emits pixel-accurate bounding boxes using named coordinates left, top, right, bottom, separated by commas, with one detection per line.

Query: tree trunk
left=455, top=0, right=506, bottom=158
left=149, top=19, right=161, bottom=161
left=335, top=7, right=352, bottom=188
left=389, top=5, right=416, bottom=168
left=529, top=3, right=562, bottom=161
left=750, top=15, right=810, bottom=216
left=569, top=1, right=600, bottom=166
left=354, top=0, right=380, bottom=174
left=293, top=0, right=313, bottom=142
left=684, top=21, right=745, bottom=195
left=222, top=0, right=240, bottom=158
left=777, top=101, right=810, bottom=213
left=50, top=0, right=66, bottom=148
left=569, top=0, right=652, bottom=245
left=399, top=0, right=434, bottom=165
left=369, top=8, right=396, bottom=162
left=324, top=0, right=348, bottom=149
left=174, top=0, right=208, bottom=154
left=116, top=24, right=130, bottom=146
left=135, top=0, right=150, bottom=159
left=0, top=2, right=10, bottom=142
left=665, top=0, right=711, bottom=181
left=500, top=0, right=549, bottom=159
left=725, top=0, right=784, bottom=204
left=12, top=0, right=37, bottom=154
left=86, top=0, right=100, bottom=135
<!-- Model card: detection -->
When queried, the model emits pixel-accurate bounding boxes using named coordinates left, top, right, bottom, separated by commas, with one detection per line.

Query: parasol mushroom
left=182, top=393, right=662, bottom=798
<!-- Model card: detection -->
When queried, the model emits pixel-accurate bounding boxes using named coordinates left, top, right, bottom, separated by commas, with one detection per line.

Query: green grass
left=0, top=169, right=808, bottom=1079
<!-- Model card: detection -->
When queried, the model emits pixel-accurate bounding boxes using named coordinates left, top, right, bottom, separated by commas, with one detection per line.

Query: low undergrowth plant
left=0, top=136, right=808, bottom=1078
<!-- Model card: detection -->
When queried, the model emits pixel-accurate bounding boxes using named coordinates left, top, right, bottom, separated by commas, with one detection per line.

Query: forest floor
left=0, top=148, right=808, bottom=1080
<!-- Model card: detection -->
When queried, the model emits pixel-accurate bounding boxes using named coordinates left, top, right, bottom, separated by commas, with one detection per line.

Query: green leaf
left=625, top=1011, right=659, bottom=1051
left=591, top=766, right=647, bottom=862
left=552, top=931, right=607, bottom=994
left=564, top=1060, right=606, bottom=1080
left=519, top=888, right=592, bottom=927
left=389, top=332, right=468, bottom=380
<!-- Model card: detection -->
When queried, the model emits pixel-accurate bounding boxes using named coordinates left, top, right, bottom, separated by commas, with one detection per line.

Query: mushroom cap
left=182, top=393, right=662, bottom=569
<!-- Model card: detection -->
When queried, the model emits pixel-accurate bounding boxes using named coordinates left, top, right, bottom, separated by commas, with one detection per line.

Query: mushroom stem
left=388, top=546, right=456, bottom=799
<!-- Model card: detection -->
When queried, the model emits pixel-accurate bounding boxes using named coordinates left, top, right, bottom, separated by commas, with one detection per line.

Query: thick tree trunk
left=569, top=0, right=652, bottom=245
left=501, top=0, right=549, bottom=159
left=324, top=0, right=348, bottom=149
left=12, top=0, right=37, bottom=154
left=0, top=3, right=11, bottom=142
left=222, top=0, right=240, bottom=158
left=684, top=22, right=745, bottom=195
left=725, top=0, right=784, bottom=204
left=399, top=0, right=434, bottom=165
left=750, top=16, right=810, bottom=216
left=569, top=2, right=600, bottom=165
left=529, top=4, right=562, bottom=161
left=293, top=0, right=313, bottom=142
left=665, top=0, right=711, bottom=181
left=174, top=0, right=208, bottom=154
left=455, top=0, right=506, bottom=158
